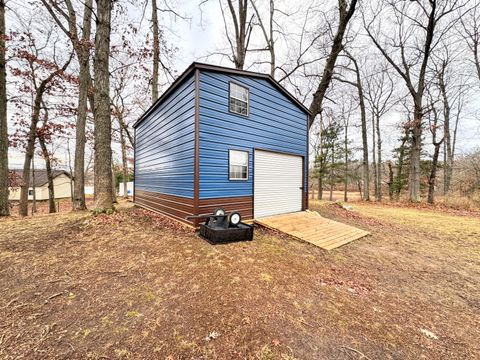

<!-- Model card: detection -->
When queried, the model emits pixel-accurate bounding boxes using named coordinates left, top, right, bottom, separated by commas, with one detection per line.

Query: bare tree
left=339, top=100, right=355, bottom=202
left=460, top=2, right=480, bottom=82
left=0, top=0, right=8, bottom=216
left=432, top=46, right=466, bottom=195
left=150, top=0, right=185, bottom=101
left=219, top=0, right=254, bottom=69
left=426, top=94, right=444, bottom=204
left=334, top=50, right=369, bottom=200
left=112, top=71, right=131, bottom=200
left=41, top=0, right=94, bottom=211
left=19, top=56, right=72, bottom=216
left=308, top=0, right=358, bottom=128
left=365, top=0, right=462, bottom=202
left=364, top=63, right=395, bottom=201
left=31, top=157, right=37, bottom=214
left=151, top=0, right=160, bottom=101
left=93, top=0, right=113, bottom=211
left=37, top=104, right=56, bottom=213
left=250, top=0, right=275, bottom=76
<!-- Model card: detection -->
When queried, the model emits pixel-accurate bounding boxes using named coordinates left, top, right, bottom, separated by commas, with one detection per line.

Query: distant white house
left=118, top=181, right=134, bottom=197
left=9, top=169, right=73, bottom=201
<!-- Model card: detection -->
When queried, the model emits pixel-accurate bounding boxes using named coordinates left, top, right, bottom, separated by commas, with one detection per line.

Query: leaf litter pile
left=0, top=200, right=479, bottom=359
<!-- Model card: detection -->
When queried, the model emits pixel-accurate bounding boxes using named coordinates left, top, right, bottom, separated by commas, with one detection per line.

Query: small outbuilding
left=133, top=62, right=310, bottom=226
left=9, top=169, right=72, bottom=201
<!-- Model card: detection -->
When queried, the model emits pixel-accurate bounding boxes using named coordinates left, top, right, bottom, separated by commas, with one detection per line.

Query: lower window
left=229, top=150, right=248, bottom=180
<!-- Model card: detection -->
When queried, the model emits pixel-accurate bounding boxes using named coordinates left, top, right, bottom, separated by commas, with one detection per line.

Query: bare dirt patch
left=1, top=201, right=479, bottom=359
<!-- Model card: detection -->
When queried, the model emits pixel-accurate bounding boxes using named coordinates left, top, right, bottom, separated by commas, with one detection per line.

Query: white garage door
left=254, top=150, right=303, bottom=218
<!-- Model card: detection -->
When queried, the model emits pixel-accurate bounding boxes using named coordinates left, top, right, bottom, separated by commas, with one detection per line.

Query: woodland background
left=1, top=0, right=480, bottom=216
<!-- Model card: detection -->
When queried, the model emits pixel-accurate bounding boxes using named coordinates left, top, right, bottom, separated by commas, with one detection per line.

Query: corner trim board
left=194, top=69, right=200, bottom=226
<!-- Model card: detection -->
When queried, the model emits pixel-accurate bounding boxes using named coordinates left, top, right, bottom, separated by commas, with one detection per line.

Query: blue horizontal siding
left=198, top=71, right=308, bottom=199
left=135, top=74, right=195, bottom=198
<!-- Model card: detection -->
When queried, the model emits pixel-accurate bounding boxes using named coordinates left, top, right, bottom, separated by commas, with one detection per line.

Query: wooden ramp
left=255, top=211, right=369, bottom=250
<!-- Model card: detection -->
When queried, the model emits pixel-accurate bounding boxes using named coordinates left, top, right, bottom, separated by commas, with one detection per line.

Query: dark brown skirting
left=198, top=196, right=253, bottom=223
left=134, top=190, right=253, bottom=228
left=135, top=189, right=195, bottom=226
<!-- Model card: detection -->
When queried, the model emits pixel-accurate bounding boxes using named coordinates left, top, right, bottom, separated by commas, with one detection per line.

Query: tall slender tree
left=93, top=0, right=114, bottom=211
left=426, top=98, right=444, bottom=204
left=334, top=50, right=369, bottom=200
left=364, top=64, right=395, bottom=201
left=250, top=0, right=275, bottom=76
left=151, top=0, right=160, bottom=102
left=0, top=0, right=8, bottom=216
left=18, top=55, right=72, bottom=216
left=41, top=0, right=94, bottom=211
left=37, top=103, right=57, bottom=213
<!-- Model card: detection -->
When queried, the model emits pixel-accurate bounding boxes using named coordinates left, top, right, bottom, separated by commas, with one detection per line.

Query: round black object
left=213, top=207, right=226, bottom=216
left=229, top=212, right=241, bottom=226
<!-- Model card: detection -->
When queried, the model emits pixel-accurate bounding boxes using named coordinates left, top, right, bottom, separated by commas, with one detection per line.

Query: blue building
left=133, top=63, right=310, bottom=226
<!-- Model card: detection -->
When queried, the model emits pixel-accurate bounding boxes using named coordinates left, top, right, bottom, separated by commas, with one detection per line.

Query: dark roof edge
left=133, top=62, right=311, bottom=129
left=9, top=169, right=72, bottom=187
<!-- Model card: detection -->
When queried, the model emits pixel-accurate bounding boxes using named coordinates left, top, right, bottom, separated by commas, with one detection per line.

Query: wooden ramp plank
left=255, top=211, right=369, bottom=250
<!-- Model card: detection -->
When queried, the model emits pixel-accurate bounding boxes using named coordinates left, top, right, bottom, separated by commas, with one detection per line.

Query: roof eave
left=133, top=62, right=311, bottom=129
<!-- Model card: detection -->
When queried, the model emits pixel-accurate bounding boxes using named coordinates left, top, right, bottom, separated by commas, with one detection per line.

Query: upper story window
left=229, top=82, right=249, bottom=116
left=229, top=150, right=249, bottom=180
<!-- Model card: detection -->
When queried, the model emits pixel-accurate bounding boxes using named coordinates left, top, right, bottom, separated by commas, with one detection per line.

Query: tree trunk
left=308, top=0, right=358, bottom=127
left=0, top=0, right=8, bottom=216
left=250, top=0, right=275, bottom=76
left=371, top=114, right=377, bottom=200
left=93, top=0, right=113, bottom=211
left=329, top=143, right=334, bottom=201
left=358, top=80, right=369, bottom=201
left=438, top=66, right=453, bottom=194
left=317, top=120, right=323, bottom=200
left=38, top=136, right=56, bottom=213
left=344, top=122, right=348, bottom=202
left=72, top=59, right=90, bottom=211
left=409, top=107, right=423, bottom=202
left=111, top=160, right=117, bottom=203
left=72, top=0, right=93, bottom=211
left=427, top=142, right=442, bottom=204
left=387, top=161, right=394, bottom=200
left=31, top=158, right=36, bottom=215
left=235, top=0, right=248, bottom=69
left=375, top=113, right=382, bottom=200
left=151, top=0, right=159, bottom=102
left=394, top=131, right=409, bottom=200
left=318, top=176, right=323, bottom=200
left=72, top=64, right=89, bottom=211
left=19, top=97, right=43, bottom=216
left=120, top=125, right=129, bottom=198
left=37, top=105, right=56, bottom=213
left=339, top=50, right=369, bottom=200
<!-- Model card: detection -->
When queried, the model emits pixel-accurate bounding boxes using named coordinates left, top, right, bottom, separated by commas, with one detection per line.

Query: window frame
left=228, top=149, right=249, bottom=181
left=228, top=81, right=249, bottom=117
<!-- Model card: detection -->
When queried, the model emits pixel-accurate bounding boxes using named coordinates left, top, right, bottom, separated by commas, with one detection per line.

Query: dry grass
left=435, top=192, right=480, bottom=211
left=0, top=200, right=479, bottom=359
left=309, top=191, right=362, bottom=202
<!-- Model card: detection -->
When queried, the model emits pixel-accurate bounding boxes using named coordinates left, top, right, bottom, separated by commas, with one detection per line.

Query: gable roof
left=10, top=169, right=72, bottom=188
left=133, top=62, right=311, bottom=128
